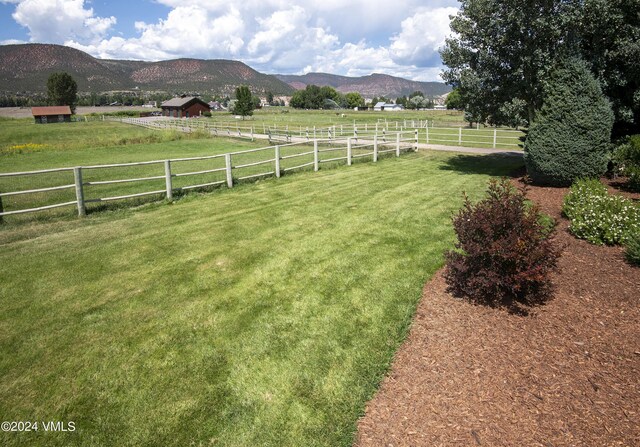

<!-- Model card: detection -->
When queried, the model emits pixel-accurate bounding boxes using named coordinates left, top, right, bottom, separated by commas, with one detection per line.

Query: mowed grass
left=0, top=149, right=522, bottom=446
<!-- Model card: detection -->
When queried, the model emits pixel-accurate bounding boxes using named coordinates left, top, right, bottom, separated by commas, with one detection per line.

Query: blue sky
left=0, top=0, right=460, bottom=81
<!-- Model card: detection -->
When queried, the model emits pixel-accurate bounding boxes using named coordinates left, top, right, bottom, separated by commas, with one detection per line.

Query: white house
left=373, top=102, right=404, bottom=111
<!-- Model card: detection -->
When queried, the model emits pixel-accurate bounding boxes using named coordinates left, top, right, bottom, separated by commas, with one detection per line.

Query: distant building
left=208, top=101, right=224, bottom=111
left=31, top=106, right=72, bottom=124
left=373, top=102, right=404, bottom=111
left=161, top=96, right=210, bottom=118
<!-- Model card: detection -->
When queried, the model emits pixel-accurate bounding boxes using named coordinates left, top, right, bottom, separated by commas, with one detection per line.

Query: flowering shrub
left=444, top=178, right=560, bottom=308
left=562, top=178, right=640, bottom=245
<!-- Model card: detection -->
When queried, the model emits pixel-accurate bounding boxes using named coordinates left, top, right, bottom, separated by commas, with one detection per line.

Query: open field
left=0, top=119, right=419, bottom=224
left=0, top=106, right=162, bottom=119
left=1, top=106, right=476, bottom=128
left=0, top=121, right=523, bottom=445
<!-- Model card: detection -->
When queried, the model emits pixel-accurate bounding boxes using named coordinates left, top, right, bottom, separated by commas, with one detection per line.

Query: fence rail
left=121, top=117, right=523, bottom=150
left=0, top=131, right=418, bottom=221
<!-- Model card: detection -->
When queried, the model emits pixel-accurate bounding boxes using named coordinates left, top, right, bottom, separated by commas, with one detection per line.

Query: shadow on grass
left=438, top=153, right=524, bottom=177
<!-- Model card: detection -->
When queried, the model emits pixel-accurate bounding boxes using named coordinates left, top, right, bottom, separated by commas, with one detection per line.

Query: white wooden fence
left=0, top=132, right=418, bottom=220
left=123, top=117, right=522, bottom=149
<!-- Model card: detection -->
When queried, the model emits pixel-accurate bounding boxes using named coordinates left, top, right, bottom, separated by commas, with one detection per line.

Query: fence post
left=275, top=145, right=281, bottom=178
left=313, top=139, right=319, bottom=172
left=225, top=153, right=233, bottom=188
left=164, top=160, right=173, bottom=201
left=347, top=138, right=352, bottom=166
left=426, top=125, right=429, bottom=144
left=313, top=126, right=316, bottom=139
left=414, top=129, right=419, bottom=151
left=73, top=167, right=86, bottom=217
left=251, top=126, right=254, bottom=142
left=396, top=132, right=401, bottom=157
left=458, top=127, right=462, bottom=145
left=493, top=128, right=497, bottom=148
left=0, top=195, right=4, bottom=224
left=373, top=134, right=378, bottom=162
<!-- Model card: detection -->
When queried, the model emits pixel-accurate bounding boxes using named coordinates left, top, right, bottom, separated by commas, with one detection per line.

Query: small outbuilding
left=161, top=96, right=210, bottom=118
left=32, top=106, right=72, bottom=124
left=373, top=102, right=404, bottom=112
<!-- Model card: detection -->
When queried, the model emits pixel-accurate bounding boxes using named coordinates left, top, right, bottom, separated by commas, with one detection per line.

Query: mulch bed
left=355, top=176, right=640, bottom=447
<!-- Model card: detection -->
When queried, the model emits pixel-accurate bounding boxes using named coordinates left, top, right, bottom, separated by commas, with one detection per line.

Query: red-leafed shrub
left=444, top=178, right=561, bottom=308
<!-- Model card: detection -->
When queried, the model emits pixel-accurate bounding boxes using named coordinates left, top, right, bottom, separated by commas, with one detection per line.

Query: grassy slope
left=0, top=150, right=522, bottom=446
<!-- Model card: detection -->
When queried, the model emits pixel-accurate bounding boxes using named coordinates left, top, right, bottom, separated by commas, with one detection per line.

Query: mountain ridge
left=275, top=72, right=451, bottom=98
left=0, top=43, right=451, bottom=99
left=0, top=43, right=294, bottom=95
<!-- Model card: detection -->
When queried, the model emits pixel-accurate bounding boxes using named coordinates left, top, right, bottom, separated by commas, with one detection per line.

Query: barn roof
left=161, top=96, right=208, bottom=108
left=32, top=106, right=72, bottom=116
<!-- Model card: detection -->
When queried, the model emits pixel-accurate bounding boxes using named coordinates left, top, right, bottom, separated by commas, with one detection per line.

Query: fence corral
left=121, top=117, right=523, bottom=149
left=0, top=131, right=418, bottom=221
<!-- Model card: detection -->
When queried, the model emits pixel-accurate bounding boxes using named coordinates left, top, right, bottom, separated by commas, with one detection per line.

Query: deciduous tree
left=440, top=0, right=579, bottom=125
left=232, top=85, right=254, bottom=119
left=47, top=72, right=78, bottom=113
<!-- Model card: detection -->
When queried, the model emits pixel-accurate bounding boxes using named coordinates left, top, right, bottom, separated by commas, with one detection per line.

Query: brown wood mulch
left=356, top=177, right=640, bottom=447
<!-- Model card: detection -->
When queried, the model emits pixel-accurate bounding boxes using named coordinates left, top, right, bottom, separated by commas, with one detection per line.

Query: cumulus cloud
left=4, top=0, right=459, bottom=82
left=390, top=7, right=458, bottom=66
left=11, top=0, right=115, bottom=44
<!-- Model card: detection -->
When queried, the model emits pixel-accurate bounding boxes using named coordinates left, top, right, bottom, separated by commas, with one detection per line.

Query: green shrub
left=562, top=178, right=640, bottom=245
left=444, top=178, right=561, bottom=308
left=524, top=58, right=614, bottom=186
left=612, top=135, right=640, bottom=191
left=625, top=231, right=640, bottom=266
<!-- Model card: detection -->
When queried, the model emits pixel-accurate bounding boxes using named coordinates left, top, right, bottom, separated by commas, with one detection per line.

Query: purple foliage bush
left=444, top=178, right=561, bottom=308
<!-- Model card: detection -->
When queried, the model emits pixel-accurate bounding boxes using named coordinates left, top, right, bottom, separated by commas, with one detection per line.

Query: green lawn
left=0, top=147, right=522, bottom=446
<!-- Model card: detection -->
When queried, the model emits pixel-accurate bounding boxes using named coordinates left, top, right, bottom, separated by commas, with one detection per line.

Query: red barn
left=160, top=97, right=210, bottom=118
left=32, top=106, right=72, bottom=124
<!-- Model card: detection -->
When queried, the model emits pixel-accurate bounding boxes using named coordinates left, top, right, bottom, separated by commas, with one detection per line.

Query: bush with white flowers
left=563, top=178, right=640, bottom=245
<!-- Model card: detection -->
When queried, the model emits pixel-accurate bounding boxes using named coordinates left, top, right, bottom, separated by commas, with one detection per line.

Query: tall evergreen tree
left=524, top=58, right=614, bottom=186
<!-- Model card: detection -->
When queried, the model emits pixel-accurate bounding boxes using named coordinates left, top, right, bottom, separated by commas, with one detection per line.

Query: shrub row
left=562, top=178, right=640, bottom=246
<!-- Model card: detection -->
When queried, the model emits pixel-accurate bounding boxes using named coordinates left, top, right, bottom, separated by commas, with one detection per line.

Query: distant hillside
left=275, top=72, right=451, bottom=98
left=0, top=43, right=294, bottom=95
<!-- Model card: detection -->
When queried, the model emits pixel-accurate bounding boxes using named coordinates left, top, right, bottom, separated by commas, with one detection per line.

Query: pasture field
left=0, top=118, right=523, bottom=446
left=211, top=107, right=468, bottom=128
left=0, top=119, right=415, bottom=224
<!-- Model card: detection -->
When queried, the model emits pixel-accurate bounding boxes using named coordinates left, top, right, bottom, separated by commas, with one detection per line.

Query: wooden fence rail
left=121, top=117, right=523, bottom=150
left=0, top=131, right=417, bottom=221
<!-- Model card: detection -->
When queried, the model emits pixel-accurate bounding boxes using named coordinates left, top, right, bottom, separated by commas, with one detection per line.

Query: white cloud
left=12, top=0, right=115, bottom=44
left=390, top=7, right=458, bottom=66
left=4, top=0, right=459, bottom=82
